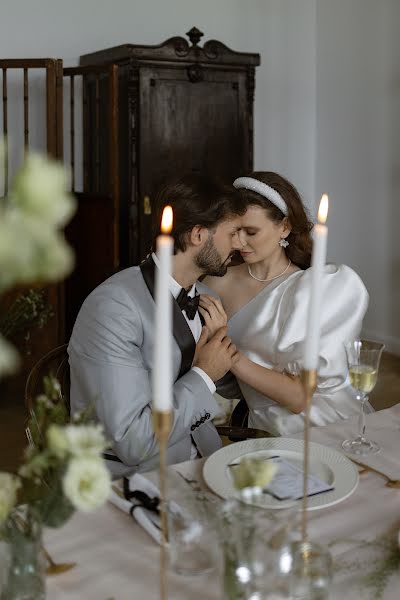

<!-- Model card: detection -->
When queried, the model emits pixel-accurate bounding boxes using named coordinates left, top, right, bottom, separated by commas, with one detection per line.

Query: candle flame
left=161, top=205, right=173, bottom=234
left=318, top=194, right=329, bottom=224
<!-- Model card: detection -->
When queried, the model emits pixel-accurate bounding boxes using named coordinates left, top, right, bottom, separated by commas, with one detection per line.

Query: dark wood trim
left=64, top=64, right=115, bottom=76
left=70, top=75, right=75, bottom=191
left=45, top=59, right=58, bottom=158
left=0, top=58, right=58, bottom=69
left=2, top=67, right=8, bottom=196
left=80, top=29, right=260, bottom=68
left=23, top=68, right=29, bottom=152
left=55, top=59, right=64, bottom=160
left=108, top=63, right=120, bottom=270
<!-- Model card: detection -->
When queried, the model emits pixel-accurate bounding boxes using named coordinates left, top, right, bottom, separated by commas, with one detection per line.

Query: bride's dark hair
left=238, top=171, right=313, bottom=270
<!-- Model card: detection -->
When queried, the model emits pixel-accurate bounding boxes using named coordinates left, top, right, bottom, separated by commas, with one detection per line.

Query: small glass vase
left=1, top=506, right=46, bottom=600
left=218, top=489, right=298, bottom=600
left=218, top=496, right=256, bottom=600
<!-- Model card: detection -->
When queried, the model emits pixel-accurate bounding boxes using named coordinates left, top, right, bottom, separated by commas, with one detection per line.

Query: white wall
left=0, top=0, right=316, bottom=202
left=253, top=0, right=316, bottom=210
left=1, top=0, right=398, bottom=353
left=1, top=0, right=270, bottom=181
left=384, top=0, right=400, bottom=353
left=315, top=0, right=400, bottom=353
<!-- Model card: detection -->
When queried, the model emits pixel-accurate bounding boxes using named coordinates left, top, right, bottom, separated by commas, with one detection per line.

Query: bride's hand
left=198, top=294, right=227, bottom=338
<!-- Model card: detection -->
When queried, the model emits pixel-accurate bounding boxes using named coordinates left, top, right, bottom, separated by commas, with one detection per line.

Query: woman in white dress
left=199, top=172, right=369, bottom=436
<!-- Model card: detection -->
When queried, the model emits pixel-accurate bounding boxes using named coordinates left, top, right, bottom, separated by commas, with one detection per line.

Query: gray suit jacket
left=68, top=260, right=222, bottom=477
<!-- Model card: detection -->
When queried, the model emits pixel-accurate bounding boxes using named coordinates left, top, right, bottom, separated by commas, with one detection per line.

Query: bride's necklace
left=247, top=259, right=292, bottom=283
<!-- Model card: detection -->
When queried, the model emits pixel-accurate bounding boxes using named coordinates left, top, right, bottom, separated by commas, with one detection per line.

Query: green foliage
left=330, top=530, right=400, bottom=599
left=25, top=375, right=69, bottom=452
left=37, top=472, right=75, bottom=527
left=0, top=289, right=53, bottom=340
left=18, top=375, right=96, bottom=527
left=361, top=535, right=400, bottom=599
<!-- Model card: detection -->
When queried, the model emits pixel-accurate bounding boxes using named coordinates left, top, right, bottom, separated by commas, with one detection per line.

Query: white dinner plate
left=203, top=437, right=359, bottom=510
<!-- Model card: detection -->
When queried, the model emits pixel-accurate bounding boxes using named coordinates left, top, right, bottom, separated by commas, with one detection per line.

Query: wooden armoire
left=64, top=28, right=260, bottom=332
left=79, top=27, right=260, bottom=265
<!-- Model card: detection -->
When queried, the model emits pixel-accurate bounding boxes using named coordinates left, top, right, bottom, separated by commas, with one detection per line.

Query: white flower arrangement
left=0, top=377, right=111, bottom=529
left=63, top=424, right=108, bottom=458
left=0, top=145, right=111, bottom=551
left=0, top=143, right=76, bottom=377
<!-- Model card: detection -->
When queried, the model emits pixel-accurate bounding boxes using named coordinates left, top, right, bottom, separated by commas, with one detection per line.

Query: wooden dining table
left=45, top=404, right=400, bottom=600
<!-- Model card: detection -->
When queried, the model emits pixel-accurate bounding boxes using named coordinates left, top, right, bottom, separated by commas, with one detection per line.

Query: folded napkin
left=109, top=473, right=163, bottom=544
left=298, top=405, right=400, bottom=481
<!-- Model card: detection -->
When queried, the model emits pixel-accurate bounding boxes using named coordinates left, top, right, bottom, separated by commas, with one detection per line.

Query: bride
left=199, top=171, right=369, bottom=436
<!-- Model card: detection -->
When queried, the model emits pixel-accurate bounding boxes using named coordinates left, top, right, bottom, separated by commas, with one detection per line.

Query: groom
left=68, top=174, right=246, bottom=477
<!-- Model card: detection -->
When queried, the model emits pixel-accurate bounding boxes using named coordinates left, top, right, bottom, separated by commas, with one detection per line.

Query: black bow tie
left=176, top=288, right=200, bottom=320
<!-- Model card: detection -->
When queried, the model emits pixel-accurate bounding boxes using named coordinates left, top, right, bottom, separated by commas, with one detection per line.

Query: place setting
left=300, top=338, right=400, bottom=489
left=203, top=436, right=359, bottom=511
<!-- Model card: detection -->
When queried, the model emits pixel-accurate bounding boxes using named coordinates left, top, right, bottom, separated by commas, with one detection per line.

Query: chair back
left=217, top=397, right=273, bottom=441
left=216, top=425, right=272, bottom=441
left=24, top=344, right=70, bottom=414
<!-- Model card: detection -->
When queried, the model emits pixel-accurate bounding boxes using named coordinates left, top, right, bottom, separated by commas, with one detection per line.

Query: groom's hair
left=152, top=173, right=246, bottom=253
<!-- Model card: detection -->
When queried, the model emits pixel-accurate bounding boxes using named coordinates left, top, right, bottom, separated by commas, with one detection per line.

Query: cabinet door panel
left=138, top=66, right=248, bottom=259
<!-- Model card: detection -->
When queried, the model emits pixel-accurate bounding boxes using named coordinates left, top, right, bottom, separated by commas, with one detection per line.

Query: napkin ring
left=123, top=478, right=160, bottom=514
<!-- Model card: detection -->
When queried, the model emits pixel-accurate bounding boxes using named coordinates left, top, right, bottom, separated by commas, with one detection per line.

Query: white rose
left=0, top=335, right=20, bottom=377
left=0, top=473, right=20, bottom=523
left=0, top=212, right=35, bottom=292
left=64, top=424, right=108, bottom=457
left=0, top=211, right=74, bottom=293
left=231, top=457, right=278, bottom=491
left=12, top=154, right=76, bottom=227
left=63, top=457, right=111, bottom=512
left=14, top=215, right=74, bottom=284
left=47, top=425, right=70, bottom=459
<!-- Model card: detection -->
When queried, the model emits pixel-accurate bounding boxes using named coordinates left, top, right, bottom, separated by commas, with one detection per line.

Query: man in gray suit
left=68, top=174, right=246, bottom=477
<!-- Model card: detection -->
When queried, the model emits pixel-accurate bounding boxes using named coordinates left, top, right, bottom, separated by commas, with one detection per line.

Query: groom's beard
left=195, top=234, right=233, bottom=277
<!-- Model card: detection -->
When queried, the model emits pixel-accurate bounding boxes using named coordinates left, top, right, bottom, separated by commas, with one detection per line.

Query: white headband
left=233, top=176, right=288, bottom=216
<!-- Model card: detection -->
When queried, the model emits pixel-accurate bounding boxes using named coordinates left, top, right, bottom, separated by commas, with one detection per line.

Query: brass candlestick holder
left=290, top=370, right=333, bottom=596
left=153, top=410, right=172, bottom=600
left=300, top=368, right=317, bottom=545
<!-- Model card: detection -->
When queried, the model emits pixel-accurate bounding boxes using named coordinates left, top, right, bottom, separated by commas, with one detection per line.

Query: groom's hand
left=194, top=326, right=239, bottom=382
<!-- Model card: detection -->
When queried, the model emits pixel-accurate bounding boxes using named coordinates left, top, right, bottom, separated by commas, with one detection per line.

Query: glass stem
left=357, top=392, right=367, bottom=442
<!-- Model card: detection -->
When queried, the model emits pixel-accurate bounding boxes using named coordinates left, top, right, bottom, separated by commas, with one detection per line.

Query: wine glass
left=342, top=339, right=385, bottom=455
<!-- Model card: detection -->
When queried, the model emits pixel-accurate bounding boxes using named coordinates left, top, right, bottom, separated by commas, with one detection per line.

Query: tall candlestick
left=152, top=205, right=173, bottom=412
left=303, top=194, right=329, bottom=370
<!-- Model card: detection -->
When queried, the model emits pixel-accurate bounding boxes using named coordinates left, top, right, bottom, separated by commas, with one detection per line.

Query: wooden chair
left=24, top=344, right=70, bottom=414
left=24, top=344, right=270, bottom=441
left=215, top=425, right=271, bottom=441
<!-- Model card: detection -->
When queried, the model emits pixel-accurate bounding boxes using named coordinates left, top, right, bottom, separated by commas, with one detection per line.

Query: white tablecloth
left=45, top=405, right=400, bottom=600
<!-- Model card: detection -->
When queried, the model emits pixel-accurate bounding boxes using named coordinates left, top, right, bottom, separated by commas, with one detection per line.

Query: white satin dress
left=204, top=264, right=369, bottom=436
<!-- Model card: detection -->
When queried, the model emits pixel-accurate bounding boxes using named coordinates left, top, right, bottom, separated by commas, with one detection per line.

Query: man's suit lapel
left=140, top=256, right=196, bottom=378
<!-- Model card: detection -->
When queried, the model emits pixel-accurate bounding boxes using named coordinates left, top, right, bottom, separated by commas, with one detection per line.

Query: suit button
left=200, top=416, right=206, bottom=423
left=190, top=424, right=195, bottom=431
left=205, top=412, right=210, bottom=419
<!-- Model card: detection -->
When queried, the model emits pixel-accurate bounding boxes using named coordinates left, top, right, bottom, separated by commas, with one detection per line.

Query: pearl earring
left=279, top=238, right=289, bottom=248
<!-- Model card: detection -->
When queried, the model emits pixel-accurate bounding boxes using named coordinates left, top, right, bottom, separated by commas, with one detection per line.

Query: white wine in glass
left=348, top=365, right=378, bottom=394
left=343, top=340, right=385, bottom=455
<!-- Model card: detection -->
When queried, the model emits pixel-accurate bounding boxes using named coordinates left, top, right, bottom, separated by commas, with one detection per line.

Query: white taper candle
left=152, top=205, right=173, bottom=411
left=303, top=194, right=329, bottom=370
